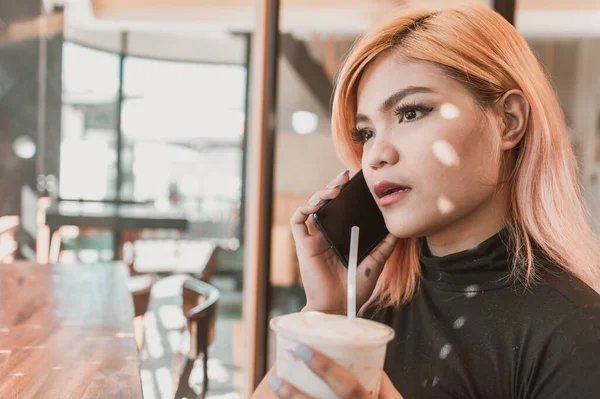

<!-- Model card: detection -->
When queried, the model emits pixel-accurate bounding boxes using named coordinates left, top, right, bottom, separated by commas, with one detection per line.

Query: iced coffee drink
left=270, top=311, right=395, bottom=398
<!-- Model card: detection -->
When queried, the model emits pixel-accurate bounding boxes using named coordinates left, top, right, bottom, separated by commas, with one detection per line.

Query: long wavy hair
left=331, top=5, right=600, bottom=311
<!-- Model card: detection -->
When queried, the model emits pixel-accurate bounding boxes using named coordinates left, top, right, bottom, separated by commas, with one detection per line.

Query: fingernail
left=309, top=200, right=320, bottom=207
left=327, top=184, right=341, bottom=189
left=337, top=170, right=349, bottom=178
left=294, top=344, right=313, bottom=362
left=268, top=375, right=283, bottom=392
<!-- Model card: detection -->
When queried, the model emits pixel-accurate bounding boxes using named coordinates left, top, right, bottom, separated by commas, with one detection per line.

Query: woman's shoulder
left=535, top=258, right=600, bottom=310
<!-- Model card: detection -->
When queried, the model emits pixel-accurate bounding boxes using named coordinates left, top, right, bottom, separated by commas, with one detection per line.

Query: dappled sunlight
left=453, top=316, right=467, bottom=329
left=156, top=367, right=174, bottom=399
left=168, top=331, right=182, bottom=353
left=432, top=140, right=460, bottom=167
left=207, top=358, right=232, bottom=383
left=440, top=103, right=460, bottom=120
left=0, top=350, right=11, bottom=364
left=437, top=196, right=455, bottom=214
left=144, top=312, right=165, bottom=360
left=140, top=370, right=157, bottom=399
left=84, top=336, right=113, bottom=341
left=151, top=275, right=189, bottom=299
left=179, top=329, right=191, bottom=356
left=439, top=343, right=453, bottom=359
left=189, top=357, right=232, bottom=388
left=158, top=305, right=186, bottom=330
left=206, top=393, right=241, bottom=399
left=464, top=284, right=480, bottom=298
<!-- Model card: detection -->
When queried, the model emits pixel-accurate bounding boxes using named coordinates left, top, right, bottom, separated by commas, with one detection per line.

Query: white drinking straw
left=347, top=226, right=359, bottom=320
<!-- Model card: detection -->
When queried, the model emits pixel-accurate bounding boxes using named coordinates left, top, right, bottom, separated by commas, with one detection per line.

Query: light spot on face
left=0, top=350, right=11, bottom=364
left=432, top=140, right=460, bottom=167
left=453, top=316, right=467, bottom=329
left=437, top=195, right=455, bottom=214
left=432, top=376, right=440, bottom=387
left=465, top=284, right=480, bottom=298
left=439, top=344, right=452, bottom=359
left=440, top=103, right=460, bottom=119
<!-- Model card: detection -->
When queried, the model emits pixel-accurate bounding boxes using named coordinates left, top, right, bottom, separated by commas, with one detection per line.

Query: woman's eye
left=351, top=128, right=374, bottom=144
left=361, top=130, right=374, bottom=141
left=404, top=109, right=421, bottom=121
left=395, top=105, right=433, bottom=123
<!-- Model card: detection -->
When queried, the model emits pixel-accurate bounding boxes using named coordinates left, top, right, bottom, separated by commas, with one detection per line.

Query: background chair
left=172, top=278, right=220, bottom=399
left=128, top=274, right=155, bottom=351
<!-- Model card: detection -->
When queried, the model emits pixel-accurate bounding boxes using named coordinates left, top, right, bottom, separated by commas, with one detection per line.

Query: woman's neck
left=425, top=188, right=510, bottom=257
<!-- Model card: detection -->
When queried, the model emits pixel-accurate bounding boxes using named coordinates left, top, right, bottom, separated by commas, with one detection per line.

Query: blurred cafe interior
left=0, top=0, right=598, bottom=398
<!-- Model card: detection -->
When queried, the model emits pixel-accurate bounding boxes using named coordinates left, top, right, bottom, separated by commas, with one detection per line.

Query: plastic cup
left=270, top=311, right=395, bottom=398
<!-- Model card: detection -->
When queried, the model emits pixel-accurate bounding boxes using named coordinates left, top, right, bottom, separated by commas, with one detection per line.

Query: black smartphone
left=313, top=170, right=389, bottom=268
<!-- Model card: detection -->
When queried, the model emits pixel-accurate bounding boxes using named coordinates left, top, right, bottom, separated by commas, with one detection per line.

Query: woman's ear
left=497, top=89, right=530, bottom=151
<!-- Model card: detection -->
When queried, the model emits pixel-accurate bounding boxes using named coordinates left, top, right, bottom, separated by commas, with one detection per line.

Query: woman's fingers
left=268, top=375, right=314, bottom=399
left=327, top=169, right=350, bottom=188
left=292, top=345, right=370, bottom=398
left=290, top=170, right=350, bottom=240
left=306, top=169, right=350, bottom=205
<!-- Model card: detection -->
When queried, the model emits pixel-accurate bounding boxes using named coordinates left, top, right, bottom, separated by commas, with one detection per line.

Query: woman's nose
left=366, top=136, right=400, bottom=170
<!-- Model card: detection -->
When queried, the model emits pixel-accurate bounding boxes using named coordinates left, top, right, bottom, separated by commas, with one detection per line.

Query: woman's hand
left=267, top=344, right=403, bottom=399
left=292, top=170, right=398, bottom=315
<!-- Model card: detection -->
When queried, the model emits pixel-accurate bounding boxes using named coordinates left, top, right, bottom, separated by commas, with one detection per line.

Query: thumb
left=356, top=234, right=398, bottom=287
left=379, top=372, right=403, bottom=398
left=372, top=233, right=399, bottom=264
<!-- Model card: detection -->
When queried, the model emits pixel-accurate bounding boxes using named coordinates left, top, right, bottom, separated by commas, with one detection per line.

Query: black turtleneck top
left=363, top=228, right=600, bottom=399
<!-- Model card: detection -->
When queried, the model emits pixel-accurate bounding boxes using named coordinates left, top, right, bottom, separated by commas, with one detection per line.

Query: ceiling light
left=13, top=135, right=36, bottom=159
left=292, top=110, right=318, bottom=135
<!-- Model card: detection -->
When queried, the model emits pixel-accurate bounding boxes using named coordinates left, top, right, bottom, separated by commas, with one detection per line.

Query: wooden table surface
left=0, top=262, right=144, bottom=398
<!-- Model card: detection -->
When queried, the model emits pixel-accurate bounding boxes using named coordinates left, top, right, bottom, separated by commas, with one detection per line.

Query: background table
left=43, top=201, right=189, bottom=262
left=0, top=262, right=143, bottom=398
left=45, top=201, right=189, bottom=232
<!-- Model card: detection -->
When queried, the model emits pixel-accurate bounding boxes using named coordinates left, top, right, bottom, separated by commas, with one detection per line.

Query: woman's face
left=355, top=55, right=503, bottom=238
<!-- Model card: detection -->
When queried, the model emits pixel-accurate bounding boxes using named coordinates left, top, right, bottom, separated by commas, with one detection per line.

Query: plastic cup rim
left=269, top=313, right=395, bottom=348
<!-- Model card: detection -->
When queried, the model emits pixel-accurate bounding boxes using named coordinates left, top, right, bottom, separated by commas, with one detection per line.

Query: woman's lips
left=373, top=180, right=412, bottom=204
left=378, top=188, right=411, bottom=207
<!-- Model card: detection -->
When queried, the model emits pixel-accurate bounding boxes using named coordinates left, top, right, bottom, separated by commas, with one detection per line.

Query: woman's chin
left=385, top=221, right=425, bottom=239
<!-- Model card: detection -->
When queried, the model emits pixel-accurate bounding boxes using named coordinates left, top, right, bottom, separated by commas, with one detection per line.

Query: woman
left=254, top=5, right=600, bottom=398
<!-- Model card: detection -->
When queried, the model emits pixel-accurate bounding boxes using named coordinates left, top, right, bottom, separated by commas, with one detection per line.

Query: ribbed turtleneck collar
left=419, top=227, right=515, bottom=291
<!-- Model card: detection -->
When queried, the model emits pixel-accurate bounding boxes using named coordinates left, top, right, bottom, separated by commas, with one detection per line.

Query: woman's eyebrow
left=355, top=86, right=435, bottom=123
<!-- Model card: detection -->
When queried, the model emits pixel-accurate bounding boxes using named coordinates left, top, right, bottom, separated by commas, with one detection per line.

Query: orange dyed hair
left=330, top=5, right=600, bottom=311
